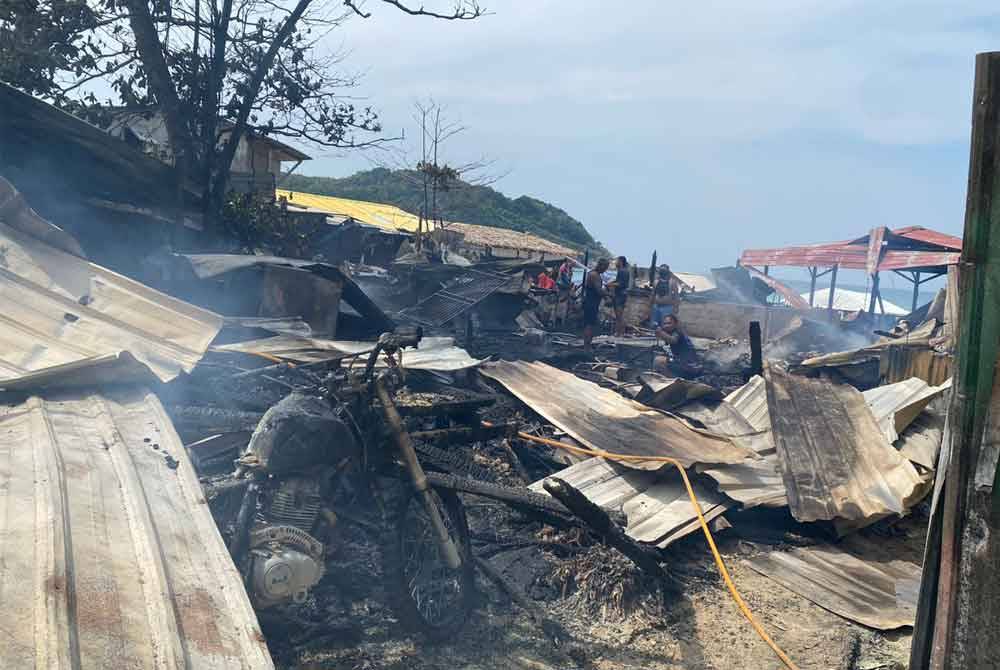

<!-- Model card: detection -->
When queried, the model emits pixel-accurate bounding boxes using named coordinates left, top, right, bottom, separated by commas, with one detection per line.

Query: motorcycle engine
left=249, top=477, right=326, bottom=608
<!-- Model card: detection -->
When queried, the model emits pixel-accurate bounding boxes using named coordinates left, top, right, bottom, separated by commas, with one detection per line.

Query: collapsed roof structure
left=740, top=226, right=963, bottom=313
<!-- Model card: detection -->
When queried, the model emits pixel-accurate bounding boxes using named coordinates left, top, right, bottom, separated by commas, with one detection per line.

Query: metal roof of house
left=0, top=387, right=273, bottom=669
left=740, top=226, right=962, bottom=273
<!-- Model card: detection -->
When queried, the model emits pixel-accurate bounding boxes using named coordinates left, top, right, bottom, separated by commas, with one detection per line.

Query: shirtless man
left=582, top=258, right=610, bottom=354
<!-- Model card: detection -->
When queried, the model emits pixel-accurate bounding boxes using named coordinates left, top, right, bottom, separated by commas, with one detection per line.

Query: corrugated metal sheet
left=743, top=266, right=810, bottom=308
left=529, top=458, right=730, bottom=548
left=0, top=388, right=272, bottom=668
left=892, top=226, right=963, bottom=251
left=741, top=245, right=960, bottom=272
left=764, top=363, right=923, bottom=523
left=863, top=378, right=950, bottom=443
left=881, top=346, right=954, bottom=387
left=215, top=335, right=483, bottom=371
left=896, top=408, right=945, bottom=471
left=481, top=360, right=752, bottom=470
left=0, top=218, right=222, bottom=388
left=746, top=542, right=920, bottom=630
left=724, top=375, right=770, bottom=432
left=741, top=223, right=961, bottom=273
left=678, top=400, right=786, bottom=509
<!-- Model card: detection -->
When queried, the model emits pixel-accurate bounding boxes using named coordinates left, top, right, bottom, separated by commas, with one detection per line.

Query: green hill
left=283, top=168, right=602, bottom=252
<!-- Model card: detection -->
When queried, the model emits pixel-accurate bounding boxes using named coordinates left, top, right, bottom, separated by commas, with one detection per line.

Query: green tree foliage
left=285, top=167, right=604, bottom=251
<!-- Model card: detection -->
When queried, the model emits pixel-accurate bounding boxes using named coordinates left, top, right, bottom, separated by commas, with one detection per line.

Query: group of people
left=534, top=256, right=696, bottom=376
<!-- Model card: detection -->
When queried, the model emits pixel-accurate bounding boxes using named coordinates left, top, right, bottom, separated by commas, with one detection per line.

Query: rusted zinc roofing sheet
left=764, top=363, right=923, bottom=523
left=0, top=217, right=222, bottom=388
left=215, top=335, right=483, bottom=371
left=0, top=388, right=273, bottom=669
left=892, top=226, right=963, bottom=251
left=863, top=377, right=950, bottom=443
left=746, top=543, right=920, bottom=630
left=743, top=265, right=810, bottom=308
left=529, top=458, right=731, bottom=548
left=741, top=225, right=961, bottom=273
left=481, top=360, right=752, bottom=470
left=741, top=245, right=960, bottom=272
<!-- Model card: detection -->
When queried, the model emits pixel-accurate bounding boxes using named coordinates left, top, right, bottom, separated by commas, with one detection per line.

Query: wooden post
left=748, top=321, right=762, bottom=379
left=910, top=51, right=1000, bottom=670
left=868, top=272, right=880, bottom=314
left=808, top=266, right=817, bottom=306
left=827, top=264, right=839, bottom=312
left=763, top=265, right=770, bottom=276
left=912, top=271, right=922, bottom=312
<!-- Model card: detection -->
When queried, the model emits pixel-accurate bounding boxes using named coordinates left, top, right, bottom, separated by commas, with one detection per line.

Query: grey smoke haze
left=294, top=2, right=996, bottom=278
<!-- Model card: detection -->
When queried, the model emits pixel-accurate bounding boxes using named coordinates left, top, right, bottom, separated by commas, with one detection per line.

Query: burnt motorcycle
left=219, top=328, right=476, bottom=640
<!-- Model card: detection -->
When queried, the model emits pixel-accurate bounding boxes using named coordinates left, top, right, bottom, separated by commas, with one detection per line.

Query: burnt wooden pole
left=827, top=264, right=839, bottom=312
left=911, top=51, right=1000, bottom=670
left=807, top=266, right=817, bottom=306
left=912, top=270, right=922, bottom=313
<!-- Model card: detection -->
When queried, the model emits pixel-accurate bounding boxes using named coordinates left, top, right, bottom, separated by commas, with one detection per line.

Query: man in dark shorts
left=607, top=256, right=631, bottom=336
left=582, top=258, right=610, bottom=354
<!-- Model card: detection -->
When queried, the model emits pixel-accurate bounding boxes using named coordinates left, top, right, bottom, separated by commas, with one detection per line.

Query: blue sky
left=296, top=0, right=999, bottom=287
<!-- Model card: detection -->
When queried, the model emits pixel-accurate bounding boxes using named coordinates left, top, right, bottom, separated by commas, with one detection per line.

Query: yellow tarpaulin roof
left=276, top=189, right=432, bottom=232
left=276, top=189, right=577, bottom=255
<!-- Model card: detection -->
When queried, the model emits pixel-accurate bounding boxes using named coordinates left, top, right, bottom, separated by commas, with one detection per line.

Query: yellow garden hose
left=507, top=427, right=800, bottom=670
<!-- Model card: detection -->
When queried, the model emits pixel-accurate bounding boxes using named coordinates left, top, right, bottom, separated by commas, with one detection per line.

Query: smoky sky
left=295, top=0, right=998, bottom=285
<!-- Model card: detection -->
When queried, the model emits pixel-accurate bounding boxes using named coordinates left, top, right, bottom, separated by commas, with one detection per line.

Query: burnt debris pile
left=0, top=121, right=959, bottom=669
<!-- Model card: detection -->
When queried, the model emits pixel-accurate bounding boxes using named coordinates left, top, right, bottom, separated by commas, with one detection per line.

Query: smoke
left=764, top=315, right=875, bottom=362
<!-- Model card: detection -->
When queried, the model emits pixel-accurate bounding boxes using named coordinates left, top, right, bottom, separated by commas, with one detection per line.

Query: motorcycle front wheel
left=382, top=487, right=476, bottom=641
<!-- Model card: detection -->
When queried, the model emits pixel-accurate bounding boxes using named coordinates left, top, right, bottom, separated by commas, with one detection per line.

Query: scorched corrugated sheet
left=481, top=360, right=751, bottom=469
left=0, top=388, right=273, bottom=669
left=764, top=363, right=923, bottom=523
left=0, top=218, right=222, bottom=387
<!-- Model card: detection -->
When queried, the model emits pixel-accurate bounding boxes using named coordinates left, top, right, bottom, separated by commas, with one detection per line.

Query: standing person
left=655, top=313, right=698, bottom=378
left=557, top=257, right=574, bottom=289
left=606, top=256, right=631, bottom=337
left=555, top=257, right=574, bottom=327
left=582, top=258, right=610, bottom=354
left=650, top=265, right=681, bottom=328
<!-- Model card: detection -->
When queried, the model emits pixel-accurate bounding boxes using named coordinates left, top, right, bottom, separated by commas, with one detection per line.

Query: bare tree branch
left=344, top=0, right=485, bottom=20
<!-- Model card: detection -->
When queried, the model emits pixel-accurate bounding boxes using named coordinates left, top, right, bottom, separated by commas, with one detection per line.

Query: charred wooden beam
left=542, top=477, right=678, bottom=593
left=409, top=422, right=518, bottom=446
